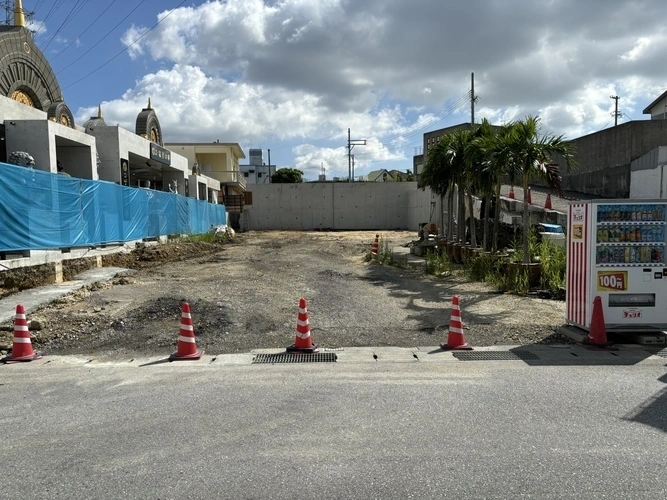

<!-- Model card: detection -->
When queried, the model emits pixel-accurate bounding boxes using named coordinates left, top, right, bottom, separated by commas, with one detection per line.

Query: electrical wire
left=42, top=0, right=90, bottom=51
left=56, top=0, right=149, bottom=75
left=62, top=0, right=188, bottom=90
left=35, top=0, right=66, bottom=35
left=51, top=0, right=119, bottom=60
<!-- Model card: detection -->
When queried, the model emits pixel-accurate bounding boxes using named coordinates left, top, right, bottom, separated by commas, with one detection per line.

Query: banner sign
left=150, top=143, right=172, bottom=165
left=120, top=158, right=130, bottom=186
left=597, top=270, right=628, bottom=292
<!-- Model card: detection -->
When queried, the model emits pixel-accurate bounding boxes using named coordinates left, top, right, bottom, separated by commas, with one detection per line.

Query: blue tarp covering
left=0, top=162, right=226, bottom=252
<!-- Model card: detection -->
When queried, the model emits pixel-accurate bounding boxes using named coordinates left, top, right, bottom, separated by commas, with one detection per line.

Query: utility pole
left=610, top=95, right=621, bottom=126
left=267, top=148, right=271, bottom=183
left=347, top=128, right=366, bottom=182
left=471, top=72, right=475, bottom=125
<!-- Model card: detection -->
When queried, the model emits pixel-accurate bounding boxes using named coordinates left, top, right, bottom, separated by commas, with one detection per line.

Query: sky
left=23, top=0, right=667, bottom=181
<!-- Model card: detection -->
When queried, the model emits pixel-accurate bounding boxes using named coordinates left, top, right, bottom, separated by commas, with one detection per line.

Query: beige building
left=165, top=141, right=247, bottom=214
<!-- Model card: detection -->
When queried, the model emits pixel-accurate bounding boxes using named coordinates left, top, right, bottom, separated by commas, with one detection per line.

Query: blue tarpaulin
left=0, top=162, right=226, bottom=252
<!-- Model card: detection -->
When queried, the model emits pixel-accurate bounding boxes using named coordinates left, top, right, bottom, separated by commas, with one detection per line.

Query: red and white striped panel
left=566, top=204, right=590, bottom=327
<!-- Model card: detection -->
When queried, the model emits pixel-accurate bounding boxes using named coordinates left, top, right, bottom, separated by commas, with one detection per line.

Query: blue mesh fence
left=0, top=162, right=227, bottom=252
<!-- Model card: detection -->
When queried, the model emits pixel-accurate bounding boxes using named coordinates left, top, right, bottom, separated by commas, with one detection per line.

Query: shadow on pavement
left=139, top=358, right=172, bottom=367
left=362, top=263, right=512, bottom=333
left=624, top=381, right=667, bottom=433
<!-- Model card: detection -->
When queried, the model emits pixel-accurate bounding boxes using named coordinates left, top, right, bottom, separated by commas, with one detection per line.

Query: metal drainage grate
left=646, top=348, right=667, bottom=358
left=252, top=352, right=338, bottom=364
left=453, top=351, right=540, bottom=361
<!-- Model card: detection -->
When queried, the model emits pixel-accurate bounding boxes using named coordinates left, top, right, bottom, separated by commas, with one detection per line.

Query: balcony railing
left=217, top=170, right=247, bottom=191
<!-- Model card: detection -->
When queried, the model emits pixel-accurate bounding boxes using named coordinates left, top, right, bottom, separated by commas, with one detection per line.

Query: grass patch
left=424, top=250, right=453, bottom=276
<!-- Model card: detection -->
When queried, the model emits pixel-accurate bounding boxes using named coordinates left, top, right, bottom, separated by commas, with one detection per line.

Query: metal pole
left=267, top=148, right=271, bottom=183
left=471, top=72, right=475, bottom=125
left=347, top=128, right=351, bottom=182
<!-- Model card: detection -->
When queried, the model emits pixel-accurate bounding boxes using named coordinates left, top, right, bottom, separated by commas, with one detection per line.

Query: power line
left=62, top=0, right=188, bottom=90
left=50, top=0, right=119, bottom=61
left=35, top=0, right=66, bottom=35
left=42, top=0, right=91, bottom=51
left=56, top=0, right=149, bottom=76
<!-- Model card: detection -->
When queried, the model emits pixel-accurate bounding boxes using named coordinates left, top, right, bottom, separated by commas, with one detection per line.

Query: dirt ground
left=0, top=231, right=571, bottom=359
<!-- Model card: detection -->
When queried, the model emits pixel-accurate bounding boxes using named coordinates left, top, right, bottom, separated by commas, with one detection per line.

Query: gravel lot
left=5, top=231, right=570, bottom=359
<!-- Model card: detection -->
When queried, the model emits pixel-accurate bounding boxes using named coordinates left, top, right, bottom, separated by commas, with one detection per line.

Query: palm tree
left=479, top=122, right=520, bottom=252
left=466, top=119, right=497, bottom=250
left=421, top=135, right=456, bottom=240
left=510, top=116, right=577, bottom=263
left=448, top=129, right=473, bottom=245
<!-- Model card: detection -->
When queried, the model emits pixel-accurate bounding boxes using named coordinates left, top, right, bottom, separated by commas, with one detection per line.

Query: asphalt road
left=1, top=346, right=666, bottom=499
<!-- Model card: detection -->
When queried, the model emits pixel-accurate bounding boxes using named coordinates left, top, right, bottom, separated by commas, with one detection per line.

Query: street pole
left=610, top=95, right=620, bottom=126
left=471, top=72, right=475, bottom=125
left=347, top=128, right=352, bottom=182
left=267, top=148, right=271, bottom=183
left=347, top=129, right=366, bottom=183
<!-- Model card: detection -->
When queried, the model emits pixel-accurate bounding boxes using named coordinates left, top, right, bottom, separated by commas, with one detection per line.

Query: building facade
left=240, top=148, right=276, bottom=184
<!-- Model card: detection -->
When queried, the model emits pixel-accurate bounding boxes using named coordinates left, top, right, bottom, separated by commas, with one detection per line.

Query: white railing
left=218, top=170, right=247, bottom=190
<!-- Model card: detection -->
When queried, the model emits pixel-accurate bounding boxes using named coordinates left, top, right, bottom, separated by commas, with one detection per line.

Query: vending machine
left=566, top=199, right=667, bottom=332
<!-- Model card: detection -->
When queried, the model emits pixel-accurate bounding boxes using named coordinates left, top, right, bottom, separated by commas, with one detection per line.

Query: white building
left=240, top=148, right=276, bottom=184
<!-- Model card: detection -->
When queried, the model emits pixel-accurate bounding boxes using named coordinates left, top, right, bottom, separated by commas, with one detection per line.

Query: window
left=257, top=172, right=263, bottom=178
left=243, top=172, right=249, bottom=177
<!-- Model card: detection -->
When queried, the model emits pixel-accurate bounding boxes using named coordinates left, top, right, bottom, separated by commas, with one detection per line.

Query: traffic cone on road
left=440, top=296, right=473, bottom=351
left=508, top=186, right=515, bottom=199
left=170, top=302, right=203, bottom=361
left=525, top=187, right=532, bottom=205
left=545, top=193, right=552, bottom=210
left=4, top=304, right=42, bottom=362
left=371, top=234, right=379, bottom=255
left=581, top=296, right=618, bottom=350
left=287, top=297, right=319, bottom=353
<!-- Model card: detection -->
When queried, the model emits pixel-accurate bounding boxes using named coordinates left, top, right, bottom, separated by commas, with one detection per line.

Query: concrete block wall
left=630, top=146, right=667, bottom=199
left=245, top=182, right=420, bottom=230
left=407, top=188, right=443, bottom=232
left=548, top=120, right=667, bottom=198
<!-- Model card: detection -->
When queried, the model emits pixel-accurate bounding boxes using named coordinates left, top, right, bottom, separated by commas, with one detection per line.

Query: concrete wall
left=89, top=126, right=122, bottom=183
left=407, top=188, right=443, bottom=232
left=245, top=182, right=426, bottom=230
left=5, top=120, right=96, bottom=178
left=553, top=120, right=667, bottom=198
left=0, top=95, right=49, bottom=122
left=630, top=146, right=667, bottom=199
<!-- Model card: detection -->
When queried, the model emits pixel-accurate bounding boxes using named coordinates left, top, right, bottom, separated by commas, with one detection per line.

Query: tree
left=271, top=168, right=304, bottom=183
left=478, top=122, right=520, bottom=251
left=509, top=116, right=577, bottom=263
left=421, top=135, right=456, bottom=240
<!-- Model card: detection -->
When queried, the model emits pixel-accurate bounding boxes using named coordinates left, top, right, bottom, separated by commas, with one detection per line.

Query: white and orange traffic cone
left=5, top=304, right=42, bottom=363
left=508, top=186, right=515, bottom=199
left=440, top=296, right=473, bottom=351
left=371, top=234, right=379, bottom=255
left=545, top=193, right=552, bottom=210
left=287, top=297, right=319, bottom=353
left=170, top=302, right=203, bottom=361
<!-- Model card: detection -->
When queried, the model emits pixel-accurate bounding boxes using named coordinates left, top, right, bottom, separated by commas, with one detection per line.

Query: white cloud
left=79, top=0, right=667, bottom=177
left=620, top=37, right=652, bottom=61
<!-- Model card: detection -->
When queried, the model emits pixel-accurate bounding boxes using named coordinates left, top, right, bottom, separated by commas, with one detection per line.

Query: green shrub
left=538, top=240, right=566, bottom=292
left=424, top=250, right=453, bottom=276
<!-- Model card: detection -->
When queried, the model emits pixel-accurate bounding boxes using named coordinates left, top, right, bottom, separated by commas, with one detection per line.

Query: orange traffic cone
left=525, top=187, right=532, bottom=205
left=371, top=234, right=379, bottom=255
left=508, top=186, right=515, bottom=199
left=440, top=296, right=473, bottom=351
left=4, top=304, right=42, bottom=362
left=581, top=296, right=618, bottom=350
left=170, top=302, right=203, bottom=361
left=287, top=297, right=319, bottom=353
left=545, top=193, right=552, bottom=210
